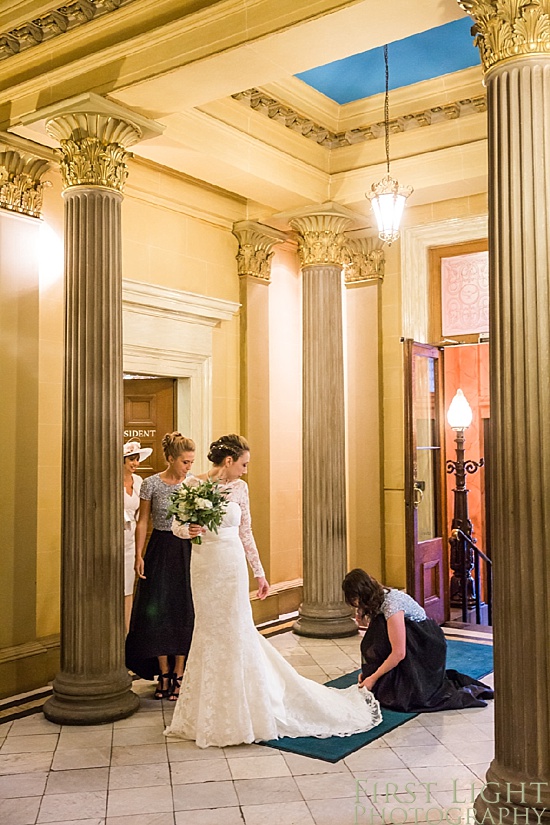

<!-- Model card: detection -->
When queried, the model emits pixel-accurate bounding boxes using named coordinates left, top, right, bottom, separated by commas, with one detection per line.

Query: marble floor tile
left=294, top=771, right=358, bottom=800
left=282, top=752, right=352, bottom=775
left=174, top=808, right=244, bottom=825
left=350, top=768, right=419, bottom=791
left=57, top=729, right=112, bottom=749
left=110, top=744, right=167, bottom=767
left=172, top=780, right=239, bottom=811
left=45, top=767, right=109, bottom=794
left=170, top=758, right=231, bottom=784
left=241, top=800, right=315, bottom=825
left=52, top=747, right=112, bottom=771
left=0, top=752, right=53, bottom=775
left=113, top=713, right=161, bottom=729
left=112, top=727, right=167, bottom=747
left=167, top=742, right=225, bottom=762
left=1, top=733, right=59, bottom=753
left=38, top=791, right=107, bottom=823
left=307, top=796, right=377, bottom=825
left=344, top=747, right=407, bottom=772
left=466, top=762, right=491, bottom=782
left=108, top=762, right=171, bottom=789
left=234, top=776, right=302, bottom=806
left=381, top=728, right=440, bottom=748
left=427, top=723, right=493, bottom=746
left=443, top=740, right=495, bottom=764
left=409, top=764, right=483, bottom=793
left=0, top=770, right=47, bottom=797
left=223, top=744, right=276, bottom=758
left=10, top=717, right=61, bottom=736
left=39, top=820, right=104, bottom=825
left=0, top=795, right=41, bottom=825
left=228, top=753, right=291, bottom=779
left=107, top=785, right=174, bottom=818
left=391, top=745, right=462, bottom=769
left=107, top=814, right=174, bottom=825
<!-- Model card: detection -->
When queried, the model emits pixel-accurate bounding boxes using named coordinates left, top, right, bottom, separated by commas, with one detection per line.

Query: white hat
left=123, top=440, right=152, bottom=462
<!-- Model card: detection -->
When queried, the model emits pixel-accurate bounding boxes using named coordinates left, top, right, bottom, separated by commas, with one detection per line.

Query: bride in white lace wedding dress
left=165, top=435, right=382, bottom=748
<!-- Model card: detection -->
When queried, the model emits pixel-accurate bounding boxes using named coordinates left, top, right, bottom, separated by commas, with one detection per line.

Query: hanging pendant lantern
left=366, top=45, right=413, bottom=245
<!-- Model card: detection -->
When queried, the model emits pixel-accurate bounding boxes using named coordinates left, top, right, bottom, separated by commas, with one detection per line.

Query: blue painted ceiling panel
left=295, top=17, right=479, bottom=105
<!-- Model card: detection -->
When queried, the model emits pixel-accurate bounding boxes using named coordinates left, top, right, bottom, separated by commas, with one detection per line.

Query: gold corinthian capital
left=290, top=210, right=354, bottom=268
left=458, top=0, right=550, bottom=74
left=46, top=113, right=142, bottom=192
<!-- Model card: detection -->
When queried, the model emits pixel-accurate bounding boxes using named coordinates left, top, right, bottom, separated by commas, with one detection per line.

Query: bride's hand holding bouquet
left=168, top=477, right=229, bottom=545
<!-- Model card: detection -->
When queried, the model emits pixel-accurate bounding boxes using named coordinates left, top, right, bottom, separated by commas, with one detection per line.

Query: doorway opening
left=123, top=375, right=176, bottom=479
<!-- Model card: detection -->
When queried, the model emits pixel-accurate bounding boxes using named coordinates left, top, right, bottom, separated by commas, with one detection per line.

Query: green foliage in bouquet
left=168, top=478, right=230, bottom=545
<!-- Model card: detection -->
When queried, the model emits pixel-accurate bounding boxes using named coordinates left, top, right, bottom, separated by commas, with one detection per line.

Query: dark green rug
left=261, top=638, right=493, bottom=763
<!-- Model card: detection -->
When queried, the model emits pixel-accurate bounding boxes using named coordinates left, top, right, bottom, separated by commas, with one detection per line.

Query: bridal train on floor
left=165, top=485, right=381, bottom=748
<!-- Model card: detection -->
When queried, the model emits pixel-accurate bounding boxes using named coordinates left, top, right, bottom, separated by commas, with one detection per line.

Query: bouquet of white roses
left=168, top=478, right=229, bottom=545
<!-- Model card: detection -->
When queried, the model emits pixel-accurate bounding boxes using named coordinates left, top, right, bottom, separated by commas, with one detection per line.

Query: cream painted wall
left=36, top=177, right=64, bottom=640
left=268, top=245, right=302, bottom=585
left=345, top=280, right=383, bottom=580
left=0, top=210, right=40, bottom=648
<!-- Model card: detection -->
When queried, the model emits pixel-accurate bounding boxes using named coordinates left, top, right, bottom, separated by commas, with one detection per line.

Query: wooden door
left=123, top=376, right=176, bottom=478
left=404, top=342, right=447, bottom=623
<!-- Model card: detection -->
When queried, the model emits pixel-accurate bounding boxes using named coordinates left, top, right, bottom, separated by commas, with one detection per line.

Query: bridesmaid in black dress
left=126, top=432, right=198, bottom=700
left=342, top=569, right=493, bottom=713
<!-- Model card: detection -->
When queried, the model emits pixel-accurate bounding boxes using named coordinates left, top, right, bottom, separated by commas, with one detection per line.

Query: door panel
left=124, top=376, right=176, bottom=478
left=405, top=342, right=447, bottom=623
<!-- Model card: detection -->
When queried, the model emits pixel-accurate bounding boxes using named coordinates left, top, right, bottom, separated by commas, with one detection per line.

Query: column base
left=474, top=760, right=550, bottom=825
left=293, top=608, right=358, bottom=638
left=43, top=671, right=140, bottom=725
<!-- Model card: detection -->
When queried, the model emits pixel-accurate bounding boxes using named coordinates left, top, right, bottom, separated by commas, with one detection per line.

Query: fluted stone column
left=458, top=2, right=550, bottom=820
left=290, top=205, right=357, bottom=637
left=42, top=111, right=142, bottom=724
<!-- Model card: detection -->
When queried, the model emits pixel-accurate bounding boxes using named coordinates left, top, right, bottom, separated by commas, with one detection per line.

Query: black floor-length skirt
left=126, top=529, right=194, bottom=681
left=361, top=613, right=494, bottom=712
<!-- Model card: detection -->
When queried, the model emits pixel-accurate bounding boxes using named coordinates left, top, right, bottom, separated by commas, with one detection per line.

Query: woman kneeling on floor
left=342, top=569, right=494, bottom=713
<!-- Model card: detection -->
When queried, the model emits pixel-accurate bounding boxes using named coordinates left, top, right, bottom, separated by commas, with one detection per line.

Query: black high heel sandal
left=168, top=674, right=183, bottom=701
left=154, top=672, right=172, bottom=700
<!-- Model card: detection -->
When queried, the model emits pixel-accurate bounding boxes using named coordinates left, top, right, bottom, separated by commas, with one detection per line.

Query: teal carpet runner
left=261, top=638, right=493, bottom=763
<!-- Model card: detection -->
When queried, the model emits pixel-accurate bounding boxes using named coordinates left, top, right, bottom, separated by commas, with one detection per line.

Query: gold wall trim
left=0, top=0, right=136, bottom=62
left=0, top=147, right=51, bottom=217
left=459, top=0, right=550, bottom=74
left=233, top=87, right=487, bottom=149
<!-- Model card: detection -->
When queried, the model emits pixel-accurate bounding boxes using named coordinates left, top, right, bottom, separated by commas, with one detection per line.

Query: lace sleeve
left=234, top=481, right=265, bottom=579
left=172, top=521, right=191, bottom=540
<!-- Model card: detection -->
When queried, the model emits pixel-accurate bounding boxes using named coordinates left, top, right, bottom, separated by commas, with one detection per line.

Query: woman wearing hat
left=123, top=440, right=152, bottom=632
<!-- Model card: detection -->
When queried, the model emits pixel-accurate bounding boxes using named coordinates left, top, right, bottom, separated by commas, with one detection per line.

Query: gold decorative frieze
left=46, top=113, right=141, bottom=191
left=232, top=221, right=287, bottom=283
left=290, top=211, right=354, bottom=267
left=0, top=0, right=135, bottom=62
left=459, top=0, right=550, bottom=73
left=232, top=88, right=487, bottom=149
left=0, top=149, right=51, bottom=218
left=344, top=237, right=385, bottom=285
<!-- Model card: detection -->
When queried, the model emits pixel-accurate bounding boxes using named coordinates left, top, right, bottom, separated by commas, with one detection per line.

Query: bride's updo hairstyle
left=342, top=569, right=388, bottom=621
left=208, top=434, right=249, bottom=466
left=161, top=432, right=196, bottom=461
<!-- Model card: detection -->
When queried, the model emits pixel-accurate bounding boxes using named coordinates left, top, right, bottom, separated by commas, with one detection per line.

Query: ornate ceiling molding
left=232, top=88, right=487, bottom=149
left=0, top=147, right=51, bottom=218
left=0, top=0, right=136, bottom=62
left=458, top=0, right=550, bottom=74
